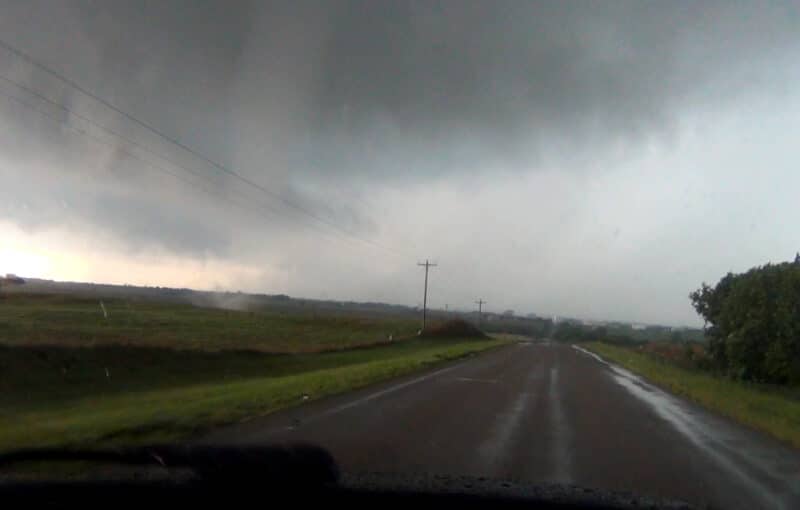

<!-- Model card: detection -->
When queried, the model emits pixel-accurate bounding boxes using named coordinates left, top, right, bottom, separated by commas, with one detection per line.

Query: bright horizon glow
left=0, top=222, right=268, bottom=292
left=2, top=2, right=800, bottom=328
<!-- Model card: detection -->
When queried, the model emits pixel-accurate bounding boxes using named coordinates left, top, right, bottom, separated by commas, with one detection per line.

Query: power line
left=0, top=38, right=517, bottom=312
left=0, top=89, right=212, bottom=196
left=0, top=85, right=384, bottom=256
left=316, top=176, right=421, bottom=255
left=0, top=73, right=277, bottom=218
left=0, top=37, right=411, bottom=259
left=0, top=72, right=365, bottom=250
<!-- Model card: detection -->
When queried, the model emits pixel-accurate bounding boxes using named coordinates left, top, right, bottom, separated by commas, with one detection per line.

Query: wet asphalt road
left=202, top=342, right=800, bottom=509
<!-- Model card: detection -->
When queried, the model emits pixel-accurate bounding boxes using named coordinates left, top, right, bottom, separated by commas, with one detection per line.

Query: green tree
left=690, top=261, right=800, bottom=384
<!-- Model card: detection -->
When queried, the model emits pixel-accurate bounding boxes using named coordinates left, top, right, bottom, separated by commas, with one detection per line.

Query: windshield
left=1, top=2, right=799, bottom=509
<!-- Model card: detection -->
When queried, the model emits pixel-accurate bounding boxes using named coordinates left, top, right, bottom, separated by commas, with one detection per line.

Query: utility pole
left=417, top=260, right=437, bottom=331
left=475, top=299, right=486, bottom=328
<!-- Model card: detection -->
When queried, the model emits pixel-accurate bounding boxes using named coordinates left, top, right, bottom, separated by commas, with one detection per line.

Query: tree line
left=690, top=257, right=800, bottom=385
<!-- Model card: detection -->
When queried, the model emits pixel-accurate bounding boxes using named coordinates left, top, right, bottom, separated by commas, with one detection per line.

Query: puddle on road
left=571, top=345, right=800, bottom=510
left=477, top=364, right=542, bottom=474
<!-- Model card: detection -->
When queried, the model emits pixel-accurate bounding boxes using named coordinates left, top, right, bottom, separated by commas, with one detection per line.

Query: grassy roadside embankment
left=584, top=342, right=800, bottom=448
left=0, top=294, right=506, bottom=454
left=0, top=338, right=504, bottom=452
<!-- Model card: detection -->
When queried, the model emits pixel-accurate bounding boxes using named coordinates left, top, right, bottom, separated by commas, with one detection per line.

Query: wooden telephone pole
left=417, top=260, right=437, bottom=331
left=475, top=299, right=486, bottom=327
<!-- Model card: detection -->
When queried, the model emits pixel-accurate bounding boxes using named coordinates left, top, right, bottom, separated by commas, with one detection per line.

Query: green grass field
left=584, top=342, right=800, bottom=448
left=0, top=294, right=419, bottom=352
left=0, top=293, right=506, bottom=454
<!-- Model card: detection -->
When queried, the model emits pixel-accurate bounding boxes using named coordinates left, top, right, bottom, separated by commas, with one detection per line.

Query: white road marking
left=455, top=377, right=498, bottom=384
left=224, top=344, right=525, bottom=441
left=320, top=363, right=465, bottom=417
left=478, top=364, right=540, bottom=471
left=547, top=364, right=572, bottom=483
left=316, top=343, right=525, bottom=419
left=571, top=345, right=605, bottom=364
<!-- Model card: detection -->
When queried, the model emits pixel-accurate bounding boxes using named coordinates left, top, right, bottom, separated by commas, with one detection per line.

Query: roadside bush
left=690, top=259, right=800, bottom=384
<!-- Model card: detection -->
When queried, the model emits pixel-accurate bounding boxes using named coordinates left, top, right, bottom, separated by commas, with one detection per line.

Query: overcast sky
left=1, top=1, right=799, bottom=326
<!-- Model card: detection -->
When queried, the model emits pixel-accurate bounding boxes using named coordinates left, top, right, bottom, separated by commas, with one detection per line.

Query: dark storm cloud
left=307, top=1, right=800, bottom=164
left=1, top=1, right=800, bottom=256
left=9, top=0, right=797, bottom=174
left=0, top=120, right=234, bottom=256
